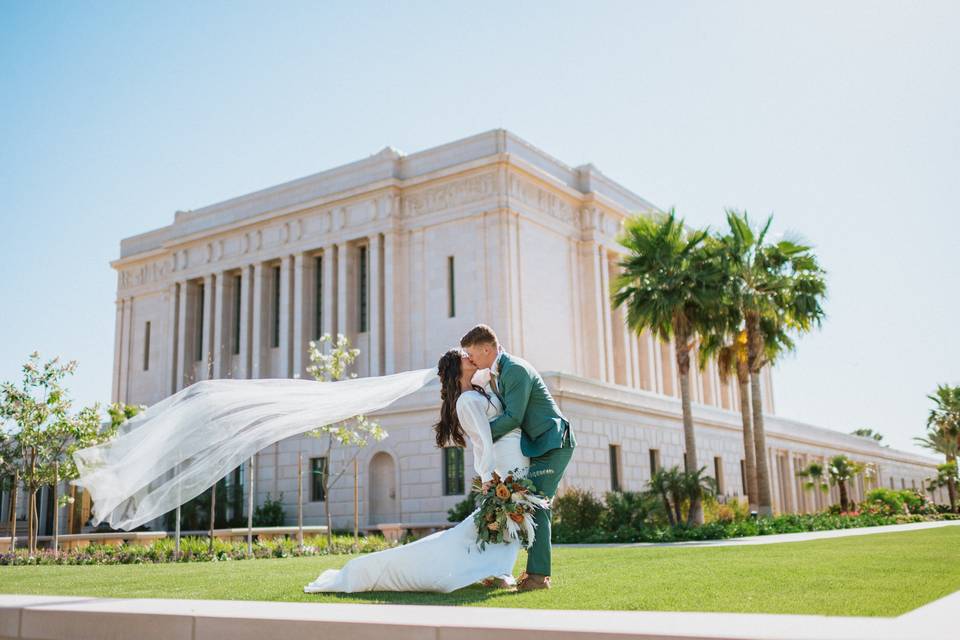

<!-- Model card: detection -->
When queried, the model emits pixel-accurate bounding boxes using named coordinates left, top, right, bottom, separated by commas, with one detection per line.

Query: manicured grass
left=1, top=526, right=958, bottom=617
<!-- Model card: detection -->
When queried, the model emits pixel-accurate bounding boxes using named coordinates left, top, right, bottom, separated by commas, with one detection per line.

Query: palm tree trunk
left=948, top=454, right=958, bottom=514
left=661, top=491, right=675, bottom=526
left=737, top=372, right=759, bottom=511
left=750, top=369, right=773, bottom=515
left=838, top=480, right=849, bottom=512
left=675, top=333, right=703, bottom=525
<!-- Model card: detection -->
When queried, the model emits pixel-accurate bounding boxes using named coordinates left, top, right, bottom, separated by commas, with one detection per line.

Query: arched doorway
left=368, top=452, right=398, bottom=524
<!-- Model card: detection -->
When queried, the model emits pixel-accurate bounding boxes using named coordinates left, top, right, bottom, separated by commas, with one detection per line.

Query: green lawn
left=1, top=527, right=958, bottom=617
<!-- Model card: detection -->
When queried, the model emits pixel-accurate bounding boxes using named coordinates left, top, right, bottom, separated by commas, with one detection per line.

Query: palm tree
left=719, top=210, right=827, bottom=515
left=915, top=385, right=960, bottom=512
left=648, top=467, right=678, bottom=526
left=797, top=456, right=864, bottom=513
left=851, top=428, right=885, bottom=444
left=698, top=329, right=758, bottom=511
left=681, top=467, right=718, bottom=526
left=614, top=210, right=727, bottom=525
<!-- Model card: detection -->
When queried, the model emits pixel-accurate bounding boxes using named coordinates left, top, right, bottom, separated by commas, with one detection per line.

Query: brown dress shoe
left=516, top=573, right=551, bottom=591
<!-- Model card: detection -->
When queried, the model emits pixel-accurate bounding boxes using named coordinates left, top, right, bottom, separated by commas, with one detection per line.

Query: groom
left=461, top=324, right=576, bottom=591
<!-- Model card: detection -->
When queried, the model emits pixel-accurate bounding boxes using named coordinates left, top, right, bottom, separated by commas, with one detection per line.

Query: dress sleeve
left=456, top=393, right=496, bottom=483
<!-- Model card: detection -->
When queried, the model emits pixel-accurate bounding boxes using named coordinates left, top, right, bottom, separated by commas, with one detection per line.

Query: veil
left=70, top=368, right=438, bottom=531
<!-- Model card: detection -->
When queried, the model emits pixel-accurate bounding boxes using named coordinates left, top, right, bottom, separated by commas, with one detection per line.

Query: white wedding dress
left=303, top=385, right=530, bottom=593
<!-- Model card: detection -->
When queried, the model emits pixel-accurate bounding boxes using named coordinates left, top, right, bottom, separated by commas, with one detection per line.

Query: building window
left=314, top=255, right=323, bottom=339
left=143, top=321, right=151, bottom=371
left=901, top=478, right=906, bottom=490
left=195, top=282, right=205, bottom=361
left=443, top=447, right=464, bottom=495
left=714, top=456, right=724, bottom=494
left=310, top=457, right=328, bottom=502
left=232, top=274, right=242, bottom=355
left=447, top=256, right=456, bottom=318
left=649, top=448, right=660, bottom=475
left=609, top=445, right=622, bottom=492
left=271, top=265, right=281, bottom=348
left=740, top=459, right=747, bottom=495
left=889, top=476, right=895, bottom=489
left=358, top=245, right=368, bottom=333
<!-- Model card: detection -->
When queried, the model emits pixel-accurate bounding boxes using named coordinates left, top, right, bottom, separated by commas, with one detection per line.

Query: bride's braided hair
left=434, top=349, right=491, bottom=448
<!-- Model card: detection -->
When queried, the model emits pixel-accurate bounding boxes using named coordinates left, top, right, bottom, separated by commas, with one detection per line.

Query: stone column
left=167, top=283, right=179, bottom=394
left=238, top=266, right=251, bottom=379
left=322, top=244, right=336, bottom=343
left=212, top=271, right=226, bottom=379
left=279, top=255, right=292, bottom=378
left=598, top=247, right=615, bottom=383
left=176, top=281, right=189, bottom=391
left=649, top=332, right=662, bottom=394
left=112, top=298, right=124, bottom=403
left=337, top=242, right=349, bottom=338
left=786, top=451, right=798, bottom=514
left=368, top=234, right=382, bottom=376
left=292, top=253, right=306, bottom=378
left=251, top=263, right=264, bottom=378
left=117, top=297, right=131, bottom=403
left=383, top=232, right=396, bottom=374
left=201, top=274, right=214, bottom=380
left=590, top=243, right=607, bottom=383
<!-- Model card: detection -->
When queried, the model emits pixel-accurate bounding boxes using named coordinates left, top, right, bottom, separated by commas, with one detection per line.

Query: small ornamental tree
left=305, top=334, right=387, bottom=546
left=0, top=353, right=120, bottom=553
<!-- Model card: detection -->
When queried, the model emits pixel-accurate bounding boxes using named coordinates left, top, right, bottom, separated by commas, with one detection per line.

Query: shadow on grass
left=320, top=584, right=520, bottom=606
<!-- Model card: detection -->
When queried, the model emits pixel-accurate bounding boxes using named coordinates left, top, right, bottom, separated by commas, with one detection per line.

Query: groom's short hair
left=460, top=324, right=499, bottom=348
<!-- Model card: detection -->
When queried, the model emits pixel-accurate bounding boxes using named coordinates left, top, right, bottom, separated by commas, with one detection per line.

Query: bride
left=303, top=349, right=530, bottom=593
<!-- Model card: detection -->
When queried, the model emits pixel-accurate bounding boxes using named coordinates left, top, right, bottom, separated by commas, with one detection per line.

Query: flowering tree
left=305, top=334, right=386, bottom=546
left=0, top=353, right=120, bottom=553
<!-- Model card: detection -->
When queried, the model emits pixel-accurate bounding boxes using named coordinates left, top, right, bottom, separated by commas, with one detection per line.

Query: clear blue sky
left=2, top=1, right=957, bottom=457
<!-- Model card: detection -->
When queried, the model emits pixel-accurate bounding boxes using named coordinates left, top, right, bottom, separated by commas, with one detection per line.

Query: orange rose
left=495, top=484, right=511, bottom=500
left=509, top=512, right=525, bottom=524
left=487, top=522, right=500, bottom=531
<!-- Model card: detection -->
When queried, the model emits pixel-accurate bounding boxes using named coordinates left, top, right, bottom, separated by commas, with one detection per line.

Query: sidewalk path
left=556, top=518, right=960, bottom=549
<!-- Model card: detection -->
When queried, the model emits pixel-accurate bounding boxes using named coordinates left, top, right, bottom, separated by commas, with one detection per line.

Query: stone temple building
left=1, top=130, right=943, bottom=537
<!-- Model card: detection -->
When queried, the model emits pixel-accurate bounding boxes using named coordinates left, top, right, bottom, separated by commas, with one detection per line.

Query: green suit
left=489, top=352, right=576, bottom=576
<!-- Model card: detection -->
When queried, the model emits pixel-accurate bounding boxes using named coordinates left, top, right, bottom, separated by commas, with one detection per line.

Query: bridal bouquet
left=473, top=470, right=550, bottom=551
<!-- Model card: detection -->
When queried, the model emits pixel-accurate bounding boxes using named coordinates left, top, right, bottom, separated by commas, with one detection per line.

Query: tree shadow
left=324, top=583, right=517, bottom=606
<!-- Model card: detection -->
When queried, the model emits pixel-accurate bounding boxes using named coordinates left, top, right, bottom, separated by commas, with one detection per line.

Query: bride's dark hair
left=434, top=349, right=492, bottom=449
left=435, top=350, right=467, bottom=448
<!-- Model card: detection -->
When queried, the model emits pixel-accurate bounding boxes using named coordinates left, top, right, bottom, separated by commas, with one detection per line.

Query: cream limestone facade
left=67, top=129, right=942, bottom=532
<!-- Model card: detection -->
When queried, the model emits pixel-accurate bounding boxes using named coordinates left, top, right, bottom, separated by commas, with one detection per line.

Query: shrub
left=447, top=493, right=477, bottom=523
left=253, top=492, right=285, bottom=527
left=552, top=487, right=605, bottom=543
left=601, top=491, right=656, bottom=531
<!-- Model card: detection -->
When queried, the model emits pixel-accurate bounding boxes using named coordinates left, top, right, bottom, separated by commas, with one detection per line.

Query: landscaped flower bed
left=0, top=533, right=397, bottom=566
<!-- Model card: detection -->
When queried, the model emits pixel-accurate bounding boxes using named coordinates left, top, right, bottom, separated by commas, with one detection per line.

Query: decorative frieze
left=118, top=259, right=172, bottom=290
left=402, top=172, right=496, bottom=218
left=509, top=174, right=576, bottom=225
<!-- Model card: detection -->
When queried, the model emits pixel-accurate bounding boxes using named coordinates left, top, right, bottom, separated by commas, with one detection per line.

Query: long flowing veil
left=71, top=368, right=437, bottom=531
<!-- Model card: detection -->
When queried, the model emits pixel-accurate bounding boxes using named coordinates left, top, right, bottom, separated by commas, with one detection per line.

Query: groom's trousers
left=525, top=425, right=575, bottom=576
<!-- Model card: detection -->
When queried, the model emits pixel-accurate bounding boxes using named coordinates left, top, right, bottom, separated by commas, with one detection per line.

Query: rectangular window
left=358, top=246, right=368, bottom=333
left=714, top=456, right=724, bottom=494
left=447, top=256, right=456, bottom=318
left=609, top=444, right=622, bottom=492
left=443, top=447, right=465, bottom=495
left=232, top=274, right=242, bottom=355
left=195, top=282, right=205, bottom=361
left=740, top=459, right=747, bottom=496
left=314, top=255, right=323, bottom=339
left=310, top=457, right=328, bottom=502
left=271, top=265, right=281, bottom=348
left=143, top=321, right=151, bottom=371
left=648, top=448, right=660, bottom=475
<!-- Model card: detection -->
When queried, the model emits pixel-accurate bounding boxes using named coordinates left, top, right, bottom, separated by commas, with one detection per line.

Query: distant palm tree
left=851, top=428, right=885, bottom=444
left=826, top=455, right=866, bottom=513
left=648, top=467, right=679, bottom=526
left=614, top=210, right=727, bottom=525
left=915, top=385, right=960, bottom=512
left=719, top=210, right=827, bottom=515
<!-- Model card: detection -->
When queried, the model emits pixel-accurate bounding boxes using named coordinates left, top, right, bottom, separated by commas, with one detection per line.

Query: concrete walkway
left=1, top=590, right=956, bottom=640
left=556, top=518, right=960, bottom=548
